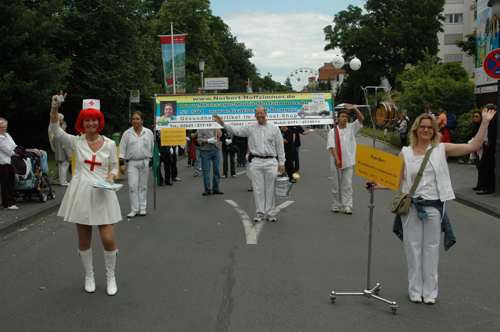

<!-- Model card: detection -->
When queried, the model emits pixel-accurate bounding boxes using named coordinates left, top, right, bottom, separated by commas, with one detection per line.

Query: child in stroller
left=12, top=146, right=55, bottom=202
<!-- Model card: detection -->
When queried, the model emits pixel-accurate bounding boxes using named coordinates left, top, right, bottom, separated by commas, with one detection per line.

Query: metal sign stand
left=329, top=86, right=398, bottom=314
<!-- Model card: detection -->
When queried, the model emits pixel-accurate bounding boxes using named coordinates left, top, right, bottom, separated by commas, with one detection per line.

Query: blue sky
left=210, top=0, right=365, bottom=88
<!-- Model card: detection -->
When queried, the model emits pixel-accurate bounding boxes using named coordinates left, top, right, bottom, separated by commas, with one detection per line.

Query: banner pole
left=153, top=95, right=157, bottom=210
left=171, top=22, right=176, bottom=95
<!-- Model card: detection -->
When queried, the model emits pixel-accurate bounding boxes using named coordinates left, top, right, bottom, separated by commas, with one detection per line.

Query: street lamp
left=199, top=60, right=205, bottom=91
left=330, top=54, right=362, bottom=95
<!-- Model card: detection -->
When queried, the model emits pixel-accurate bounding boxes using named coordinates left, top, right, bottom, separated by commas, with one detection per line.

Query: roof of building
left=318, top=62, right=345, bottom=81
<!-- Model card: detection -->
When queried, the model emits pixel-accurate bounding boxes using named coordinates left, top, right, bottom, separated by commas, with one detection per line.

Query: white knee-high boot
left=104, top=249, right=118, bottom=296
left=78, top=249, right=95, bottom=293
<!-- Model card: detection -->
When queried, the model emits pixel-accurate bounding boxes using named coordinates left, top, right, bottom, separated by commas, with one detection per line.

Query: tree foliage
left=397, top=56, right=475, bottom=119
left=324, top=0, right=445, bottom=103
left=0, top=0, right=285, bottom=146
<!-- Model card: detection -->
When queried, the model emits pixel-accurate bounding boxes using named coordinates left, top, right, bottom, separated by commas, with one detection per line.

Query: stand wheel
left=390, top=305, right=398, bottom=315
left=330, top=291, right=336, bottom=304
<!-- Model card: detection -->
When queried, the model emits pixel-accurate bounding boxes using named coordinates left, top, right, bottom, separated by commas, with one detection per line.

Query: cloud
left=225, top=12, right=338, bottom=87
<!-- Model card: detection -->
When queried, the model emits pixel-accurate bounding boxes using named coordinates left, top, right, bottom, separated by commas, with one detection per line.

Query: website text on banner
left=155, top=93, right=334, bottom=129
left=355, top=144, right=403, bottom=191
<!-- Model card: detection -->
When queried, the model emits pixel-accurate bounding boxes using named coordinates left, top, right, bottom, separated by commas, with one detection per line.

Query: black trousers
left=477, top=145, right=496, bottom=192
left=222, top=149, right=236, bottom=176
left=292, top=146, right=300, bottom=171
left=0, top=164, right=15, bottom=208
left=159, top=152, right=177, bottom=184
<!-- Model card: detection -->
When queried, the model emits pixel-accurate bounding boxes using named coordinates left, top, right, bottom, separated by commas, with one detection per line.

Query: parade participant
left=280, top=126, right=296, bottom=181
left=0, top=117, right=19, bottom=210
left=220, top=129, right=237, bottom=178
left=477, top=105, right=498, bottom=195
left=49, top=96, right=121, bottom=296
left=49, top=113, right=72, bottom=186
left=119, top=111, right=154, bottom=217
left=213, top=107, right=285, bottom=222
left=393, top=109, right=496, bottom=304
left=396, top=111, right=410, bottom=147
left=437, top=109, right=451, bottom=143
left=327, top=104, right=364, bottom=214
left=197, top=128, right=223, bottom=195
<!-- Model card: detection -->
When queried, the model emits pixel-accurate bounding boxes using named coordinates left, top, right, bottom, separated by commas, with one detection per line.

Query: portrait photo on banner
left=157, top=101, right=177, bottom=125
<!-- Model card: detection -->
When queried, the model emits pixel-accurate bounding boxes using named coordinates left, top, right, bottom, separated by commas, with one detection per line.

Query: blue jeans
left=200, top=149, right=220, bottom=192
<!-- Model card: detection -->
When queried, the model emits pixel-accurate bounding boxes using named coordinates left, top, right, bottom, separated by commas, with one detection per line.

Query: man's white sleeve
left=326, top=129, right=336, bottom=149
left=225, top=124, right=251, bottom=137
left=118, top=131, right=128, bottom=159
left=352, top=120, right=363, bottom=134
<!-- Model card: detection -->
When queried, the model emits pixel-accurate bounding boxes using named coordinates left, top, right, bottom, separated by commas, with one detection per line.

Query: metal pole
left=367, top=186, right=375, bottom=289
left=171, top=22, right=176, bottom=95
left=495, top=80, right=500, bottom=195
left=153, top=95, right=157, bottom=210
left=128, top=98, right=131, bottom=123
left=201, top=70, right=204, bottom=91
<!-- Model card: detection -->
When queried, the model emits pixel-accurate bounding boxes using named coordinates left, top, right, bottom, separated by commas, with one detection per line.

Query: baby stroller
left=12, top=147, right=56, bottom=202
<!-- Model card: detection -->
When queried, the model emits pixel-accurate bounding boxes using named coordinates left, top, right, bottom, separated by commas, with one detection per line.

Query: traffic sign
left=483, top=49, right=500, bottom=80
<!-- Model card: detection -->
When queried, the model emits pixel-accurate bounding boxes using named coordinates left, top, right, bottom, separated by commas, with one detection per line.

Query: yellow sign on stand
left=355, top=145, right=403, bottom=191
left=160, top=128, right=186, bottom=146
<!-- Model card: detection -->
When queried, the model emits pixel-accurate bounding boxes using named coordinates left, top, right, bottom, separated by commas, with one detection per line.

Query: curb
left=455, top=192, right=500, bottom=220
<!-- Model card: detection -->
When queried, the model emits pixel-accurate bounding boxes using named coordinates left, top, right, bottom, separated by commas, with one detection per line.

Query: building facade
left=438, top=0, right=475, bottom=75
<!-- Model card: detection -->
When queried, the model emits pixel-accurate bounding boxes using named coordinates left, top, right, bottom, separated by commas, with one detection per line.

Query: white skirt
left=58, top=176, right=122, bottom=225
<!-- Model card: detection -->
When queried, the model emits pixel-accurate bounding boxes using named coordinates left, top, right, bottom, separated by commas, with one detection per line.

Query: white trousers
left=58, top=161, right=69, bottom=185
left=403, top=205, right=441, bottom=300
left=248, top=158, right=278, bottom=217
left=127, top=159, right=149, bottom=212
left=331, top=166, right=353, bottom=209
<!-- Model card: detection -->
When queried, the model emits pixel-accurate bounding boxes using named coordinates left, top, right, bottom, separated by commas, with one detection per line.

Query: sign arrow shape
left=225, top=200, right=295, bottom=245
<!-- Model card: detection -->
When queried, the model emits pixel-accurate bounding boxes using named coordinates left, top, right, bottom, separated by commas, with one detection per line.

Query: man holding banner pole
left=327, top=104, right=364, bottom=215
left=213, top=107, right=285, bottom=223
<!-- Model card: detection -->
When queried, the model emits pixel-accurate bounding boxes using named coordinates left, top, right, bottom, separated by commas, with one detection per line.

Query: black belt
left=249, top=154, right=276, bottom=163
left=252, top=155, right=275, bottom=159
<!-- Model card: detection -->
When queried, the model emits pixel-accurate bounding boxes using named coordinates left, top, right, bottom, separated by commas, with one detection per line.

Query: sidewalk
left=0, top=185, right=65, bottom=236
left=357, top=134, right=500, bottom=219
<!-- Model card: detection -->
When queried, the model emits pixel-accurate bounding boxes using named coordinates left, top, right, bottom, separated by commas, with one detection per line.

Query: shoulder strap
left=408, top=146, right=434, bottom=196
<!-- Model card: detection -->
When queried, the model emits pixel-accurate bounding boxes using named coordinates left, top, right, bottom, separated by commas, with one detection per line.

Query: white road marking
left=225, top=200, right=263, bottom=245
left=225, top=199, right=295, bottom=245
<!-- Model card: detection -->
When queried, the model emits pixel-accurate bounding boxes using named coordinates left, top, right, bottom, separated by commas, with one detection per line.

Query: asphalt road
left=1, top=131, right=500, bottom=332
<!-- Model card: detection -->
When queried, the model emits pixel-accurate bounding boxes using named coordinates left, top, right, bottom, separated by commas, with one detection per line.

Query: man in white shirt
left=327, top=104, right=364, bottom=214
left=213, top=107, right=285, bottom=222
left=119, top=111, right=155, bottom=217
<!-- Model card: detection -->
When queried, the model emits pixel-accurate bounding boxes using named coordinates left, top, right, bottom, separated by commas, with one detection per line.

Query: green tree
left=457, top=33, right=476, bottom=57
left=60, top=0, right=156, bottom=133
left=0, top=0, right=71, bottom=145
left=324, top=0, right=445, bottom=103
left=398, top=56, right=475, bottom=119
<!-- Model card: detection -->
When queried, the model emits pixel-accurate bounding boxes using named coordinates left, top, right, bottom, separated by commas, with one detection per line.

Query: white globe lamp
left=332, top=54, right=345, bottom=69
left=349, top=57, right=362, bottom=71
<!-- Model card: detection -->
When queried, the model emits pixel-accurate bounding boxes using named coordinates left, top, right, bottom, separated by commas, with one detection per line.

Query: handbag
left=391, top=146, right=434, bottom=215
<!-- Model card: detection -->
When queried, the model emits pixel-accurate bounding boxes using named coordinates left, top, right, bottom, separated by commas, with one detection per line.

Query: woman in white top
left=119, top=111, right=154, bottom=217
left=49, top=95, right=121, bottom=296
left=398, top=108, right=496, bottom=305
left=0, top=117, right=19, bottom=210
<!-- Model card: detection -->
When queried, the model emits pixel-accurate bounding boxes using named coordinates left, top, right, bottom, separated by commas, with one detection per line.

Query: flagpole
left=171, top=22, right=177, bottom=95
left=153, top=95, right=157, bottom=210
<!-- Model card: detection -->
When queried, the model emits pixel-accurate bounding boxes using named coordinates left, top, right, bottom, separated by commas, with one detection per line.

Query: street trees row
left=324, top=0, right=446, bottom=103
left=0, top=0, right=289, bottom=147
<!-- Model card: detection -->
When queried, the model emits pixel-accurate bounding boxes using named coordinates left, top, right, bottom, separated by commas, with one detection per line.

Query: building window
left=444, top=53, right=463, bottom=63
left=444, top=33, right=464, bottom=45
left=445, top=13, right=464, bottom=24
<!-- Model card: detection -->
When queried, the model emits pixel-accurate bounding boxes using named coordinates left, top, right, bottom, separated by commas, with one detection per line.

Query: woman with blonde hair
left=394, top=108, right=496, bottom=304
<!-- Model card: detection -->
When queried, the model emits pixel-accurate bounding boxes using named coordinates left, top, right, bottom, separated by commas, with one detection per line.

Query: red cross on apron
left=84, top=154, right=102, bottom=171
